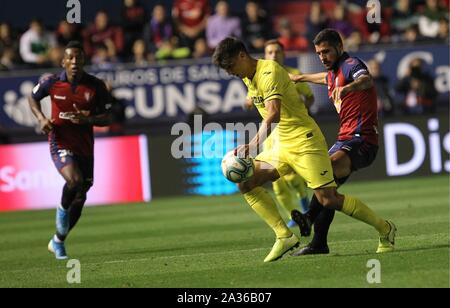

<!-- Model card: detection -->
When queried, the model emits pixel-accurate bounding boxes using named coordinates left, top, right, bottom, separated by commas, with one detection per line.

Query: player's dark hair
left=65, top=41, right=84, bottom=53
left=313, top=29, right=343, bottom=47
left=212, top=37, right=248, bottom=70
left=264, top=39, right=285, bottom=50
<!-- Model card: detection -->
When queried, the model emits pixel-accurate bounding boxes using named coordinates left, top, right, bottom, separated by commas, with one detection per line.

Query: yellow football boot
left=376, top=220, right=397, bottom=253
left=264, top=234, right=300, bottom=262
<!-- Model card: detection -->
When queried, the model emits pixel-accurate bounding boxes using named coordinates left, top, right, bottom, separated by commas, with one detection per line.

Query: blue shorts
left=328, top=137, right=378, bottom=172
left=50, top=142, right=94, bottom=187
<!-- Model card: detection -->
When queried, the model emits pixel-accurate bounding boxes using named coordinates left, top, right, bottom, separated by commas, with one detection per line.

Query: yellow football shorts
left=256, top=137, right=336, bottom=190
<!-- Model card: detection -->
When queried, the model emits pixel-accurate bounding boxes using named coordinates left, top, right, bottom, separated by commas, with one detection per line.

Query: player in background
left=213, top=37, right=393, bottom=262
left=245, top=39, right=313, bottom=228
left=28, top=41, right=112, bottom=260
left=289, top=29, right=397, bottom=255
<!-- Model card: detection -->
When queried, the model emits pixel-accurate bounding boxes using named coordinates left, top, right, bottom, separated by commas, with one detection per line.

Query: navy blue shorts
left=50, top=144, right=94, bottom=187
left=328, top=137, right=378, bottom=172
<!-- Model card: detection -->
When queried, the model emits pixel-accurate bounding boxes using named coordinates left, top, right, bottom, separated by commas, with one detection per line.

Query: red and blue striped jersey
left=31, top=71, right=110, bottom=156
left=326, top=52, right=378, bottom=145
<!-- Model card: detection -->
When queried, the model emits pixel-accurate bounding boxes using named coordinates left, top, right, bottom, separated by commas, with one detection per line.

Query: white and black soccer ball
left=221, top=150, right=254, bottom=183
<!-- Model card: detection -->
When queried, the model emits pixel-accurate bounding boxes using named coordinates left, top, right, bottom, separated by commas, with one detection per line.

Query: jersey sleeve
left=31, top=74, right=56, bottom=101
left=260, top=65, right=284, bottom=103
left=342, top=57, right=370, bottom=82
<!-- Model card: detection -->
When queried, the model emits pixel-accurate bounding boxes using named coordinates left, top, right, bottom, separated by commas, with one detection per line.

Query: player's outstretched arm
left=249, top=99, right=280, bottom=156
left=28, top=95, right=54, bottom=134
left=343, top=74, right=373, bottom=92
left=332, top=74, right=374, bottom=101
left=236, top=99, right=281, bottom=158
left=289, top=72, right=327, bottom=85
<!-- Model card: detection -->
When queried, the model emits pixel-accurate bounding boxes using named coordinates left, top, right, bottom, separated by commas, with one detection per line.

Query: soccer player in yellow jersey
left=245, top=39, right=313, bottom=229
left=213, top=37, right=394, bottom=262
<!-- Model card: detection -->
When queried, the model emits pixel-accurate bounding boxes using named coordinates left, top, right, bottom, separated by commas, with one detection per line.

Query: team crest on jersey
left=251, top=96, right=265, bottom=108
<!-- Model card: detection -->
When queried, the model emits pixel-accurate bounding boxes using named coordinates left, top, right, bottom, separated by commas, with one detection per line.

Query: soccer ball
left=221, top=150, right=254, bottom=183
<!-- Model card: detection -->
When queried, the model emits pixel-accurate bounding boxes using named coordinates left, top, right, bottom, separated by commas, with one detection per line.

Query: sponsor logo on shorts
left=59, top=112, right=74, bottom=120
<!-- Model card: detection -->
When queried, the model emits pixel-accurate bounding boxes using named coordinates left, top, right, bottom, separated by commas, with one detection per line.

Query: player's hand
left=69, top=104, right=91, bottom=125
left=235, top=144, right=250, bottom=158
left=289, top=73, right=303, bottom=83
left=39, top=118, right=54, bottom=134
left=244, top=98, right=254, bottom=110
left=332, top=86, right=349, bottom=102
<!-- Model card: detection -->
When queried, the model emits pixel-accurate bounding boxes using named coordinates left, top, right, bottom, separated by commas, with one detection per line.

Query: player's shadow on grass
left=328, top=243, right=449, bottom=258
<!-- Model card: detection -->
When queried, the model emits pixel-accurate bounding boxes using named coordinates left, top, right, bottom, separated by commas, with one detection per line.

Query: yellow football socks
left=285, top=173, right=308, bottom=200
left=341, top=195, right=390, bottom=235
left=272, top=178, right=298, bottom=216
left=244, top=187, right=292, bottom=238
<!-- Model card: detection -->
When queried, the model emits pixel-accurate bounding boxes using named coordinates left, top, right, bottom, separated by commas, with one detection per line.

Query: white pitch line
left=1, top=233, right=448, bottom=274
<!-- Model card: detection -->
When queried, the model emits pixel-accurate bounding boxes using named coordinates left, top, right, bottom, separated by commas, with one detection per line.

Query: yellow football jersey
left=284, top=66, right=314, bottom=104
left=243, top=59, right=323, bottom=152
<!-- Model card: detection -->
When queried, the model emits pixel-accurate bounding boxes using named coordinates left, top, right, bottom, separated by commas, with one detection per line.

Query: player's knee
left=66, top=177, right=84, bottom=190
left=320, top=197, right=338, bottom=209
left=83, top=180, right=93, bottom=193
left=331, top=157, right=351, bottom=178
left=316, top=190, right=340, bottom=209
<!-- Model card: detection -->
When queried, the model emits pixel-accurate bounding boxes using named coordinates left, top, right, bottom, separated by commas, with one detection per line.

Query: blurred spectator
left=154, top=36, right=190, bottom=60
left=391, top=0, right=419, bottom=42
left=91, top=43, right=118, bottom=70
left=143, top=4, right=174, bottom=54
left=402, top=24, right=427, bottom=43
left=0, top=46, right=19, bottom=71
left=365, top=10, right=391, bottom=44
left=0, top=23, right=19, bottom=56
left=192, top=37, right=209, bottom=58
left=172, top=0, right=210, bottom=50
left=396, top=58, right=438, bottom=114
left=306, top=2, right=328, bottom=47
left=19, top=19, right=56, bottom=67
left=48, top=46, right=64, bottom=68
left=327, top=4, right=354, bottom=39
left=367, top=59, right=394, bottom=116
left=277, top=18, right=308, bottom=52
left=142, top=4, right=190, bottom=61
left=418, top=0, right=449, bottom=38
left=83, top=10, right=124, bottom=60
left=121, top=0, right=147, bottom=58
left=436, top=17, right=449, bottom=42
left=131, top=39, right=152, bottom=66
left=55, top=20, right=82, bottom=47
left=0, top=23, right=20, bottom=70
left=345, top=31, right=363, bottom=51
left=241, top=0, right=272, bottom=53
left=206, top=0, right=241, bottom=49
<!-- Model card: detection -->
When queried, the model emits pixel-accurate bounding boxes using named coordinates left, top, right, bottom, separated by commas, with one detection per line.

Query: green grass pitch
left=0, top=175, right=448, bottom=288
